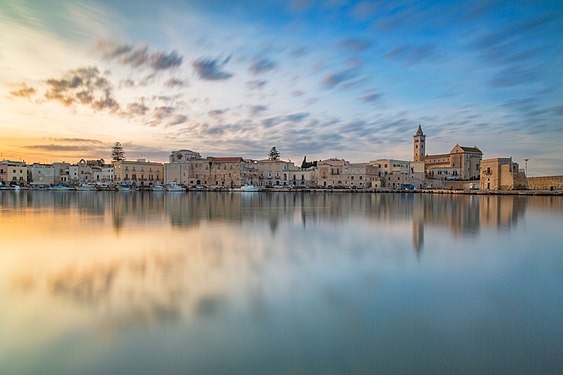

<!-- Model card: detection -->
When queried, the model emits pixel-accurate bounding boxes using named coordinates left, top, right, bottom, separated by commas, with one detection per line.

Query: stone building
left=317, top=158, right=346, bottom=187
left=1, top=160, right=27, bottom=184
left=164, top=150, right=204, bottom=185
left=28, top=164, right=55, bottom=185
left=371, top=159, right=411, bottom=188
left=114, top=159, right=163, bottom=185
left=256, top=159, right=297, bottom=187
left=414, top=125, right=482, bottom=180
left=480, top=157, right=527, bottom=190
left=0, top=161, right=7, bottom=183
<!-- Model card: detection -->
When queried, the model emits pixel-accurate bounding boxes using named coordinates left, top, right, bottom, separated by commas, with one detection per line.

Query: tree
left=268, top=147, right=280, bottom=161
left=111, top=142, right=125, bottom=162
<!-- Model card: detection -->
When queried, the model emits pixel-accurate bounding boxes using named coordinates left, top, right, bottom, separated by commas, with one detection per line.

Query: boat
left=151, top=185, right=165, bottom=192
left=237, top=184, right=260, bottom=192
left=50, top=184, right=74, bottom=191
left=76, top=183, right=97, bottom=191
left=165, top=182, right=185, bottom=192
left=116, top=184, right=133, bottom=191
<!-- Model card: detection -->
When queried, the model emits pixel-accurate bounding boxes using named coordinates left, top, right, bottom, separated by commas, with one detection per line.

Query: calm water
left=0, top=191, right=562, bottom=375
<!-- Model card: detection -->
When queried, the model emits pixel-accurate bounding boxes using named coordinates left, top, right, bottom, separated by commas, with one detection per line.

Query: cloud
left=488, top=65, right=537, bottom=87
left=285, top=112, right=309, bottom=122
left=120, top=79, right=135, bottom=88
left=338, top=38, right=372, bottom=52
left=208, top=109, right=228, bottom=119
left=246, top=80, right=268, bottom=90
left=43, top=66, right=119, bottom=112
left=167, top=114, right=187, bottom=126
left=145, top=106, right=175, bottom=127
left=249, top=105, right=268, bottom=115
left=96, top=41, right=182, bottom=71
left=192, top=56, right=233, bottom=80
left=291, top=90, right=306, bottom=97
left=164, top=78, right=187, bottom=88
left=24, top=144, right=97, bottom=152
left=358, top=91, right=382, bottom=103
left=261, top=112, right=309, bottom=128
left=46, top=137, right=104, bottom=144
left=126, top=102, right=149, bottom=116
left=322, top=69, right=358, bottom=89
left=9, top=84, right=36, bottom=98
left=384, top=44, right=441, bottom=65
left=249, top=58, right=277, bottom=75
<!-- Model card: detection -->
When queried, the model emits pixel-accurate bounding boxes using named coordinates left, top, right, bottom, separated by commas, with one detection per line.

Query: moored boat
left=76, top=183, right=97, bottom=191
left=165, top=182, right=185, bottom=192
left=151, top=185, right=165, bottom=192
left=236, top=184, right=260, bottom=192
left=116, top=184, right=133, bottom=191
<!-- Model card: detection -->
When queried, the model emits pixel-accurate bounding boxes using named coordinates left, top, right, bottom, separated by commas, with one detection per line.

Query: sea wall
left=527, top=176, right=563, bottom=190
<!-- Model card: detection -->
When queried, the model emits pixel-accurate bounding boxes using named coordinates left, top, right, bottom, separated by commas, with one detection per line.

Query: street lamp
left=524, top=158, right=529, bottom=176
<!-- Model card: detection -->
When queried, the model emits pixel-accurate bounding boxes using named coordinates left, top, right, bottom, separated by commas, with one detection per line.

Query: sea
left=0, top=191, right=561, bottom=374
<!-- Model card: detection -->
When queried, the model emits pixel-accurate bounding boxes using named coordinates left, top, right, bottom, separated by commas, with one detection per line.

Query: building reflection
left=0, top=191, right=531, bottom=251
left=0, top=190, right=553, bottom=336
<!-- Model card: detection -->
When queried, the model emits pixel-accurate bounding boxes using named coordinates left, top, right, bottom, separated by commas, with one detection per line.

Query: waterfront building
left=28, top=163, right=55, bottom=185
left=3, top=160, right=28, bottom=184
left=52, top=162, right=71, bottom=184
left=317, top=158, right=346, bottom=187
left=480, top=158, right=527, bottom=190
left=413, top=125, right=482, bottom=181
left=371, top=159, right=411, bottom=188
left=164, top=150, right=204, bottom=185
left=208, top=157, right=245, bottom=188
left=288, top=167, right=317, bottom=187
left=113, top=159, right=163, bottom=185
left=256, top=159, right=297, bottom=187
left=0, top=161, right=7, bottom=183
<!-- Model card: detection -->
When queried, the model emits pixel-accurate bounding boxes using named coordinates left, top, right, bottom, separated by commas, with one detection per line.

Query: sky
left=1, top=0, right=562, bottom=175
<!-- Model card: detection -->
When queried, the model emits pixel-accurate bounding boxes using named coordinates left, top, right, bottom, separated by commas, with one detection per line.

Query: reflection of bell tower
left=412, top=218, right=424, bottom=256
left=413, top=124, right=426, bottom=162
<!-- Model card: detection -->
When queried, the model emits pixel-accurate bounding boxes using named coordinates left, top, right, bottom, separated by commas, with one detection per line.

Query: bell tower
left=413, top=124, right=425, bottom=161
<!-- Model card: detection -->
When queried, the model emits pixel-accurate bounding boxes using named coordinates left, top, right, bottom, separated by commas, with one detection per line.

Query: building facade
left=28, top=164, right=55, bottom=185
left=480, top=158, right=527, bottom=191
left=114, top=159, right=164, bottom=185
left=414, top=125, right=482, bottom=181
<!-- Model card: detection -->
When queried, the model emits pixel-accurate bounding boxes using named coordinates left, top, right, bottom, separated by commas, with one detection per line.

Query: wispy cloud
left=249, top=105, right=268, bottom=115
left=322, top=68, right=358, bottom=89
left=358, top=91, right=382, bottom=103
left=246, top=79, right=268, bottom=90
left=249, top=58, right=277, bottom=75
left=192, top=56, right=233, bottom=80
left=96, top=41, right=183, bottom=71
left=164, top=78, right=187, bottom=88
left=384, top=44, right=441, bottom=65
left=9, top=84, right=36, bottom=98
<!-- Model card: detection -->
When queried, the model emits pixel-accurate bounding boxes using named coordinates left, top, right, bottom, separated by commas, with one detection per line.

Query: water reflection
left=0, top=191, right=561, bottom=374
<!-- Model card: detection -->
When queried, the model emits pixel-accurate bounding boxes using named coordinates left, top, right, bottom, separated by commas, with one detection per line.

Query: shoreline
left=2, top=187, right=562, bottom=196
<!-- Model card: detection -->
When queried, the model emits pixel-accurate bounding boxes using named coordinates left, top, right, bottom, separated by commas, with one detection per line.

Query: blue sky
left=1, top=0, right=562, bottom=174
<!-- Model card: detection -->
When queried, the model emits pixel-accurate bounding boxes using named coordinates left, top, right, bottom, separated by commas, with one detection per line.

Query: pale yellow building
left=6, top=162, right=28, bottom=184
left=114, top=159, right=164, bottom=185
left=480, top=157, right=527, bottom=191
left=256, top=159, right=297, bottom=187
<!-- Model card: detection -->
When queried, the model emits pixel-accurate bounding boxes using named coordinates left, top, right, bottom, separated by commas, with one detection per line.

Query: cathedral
left=413, top=125, right=482, bottom=180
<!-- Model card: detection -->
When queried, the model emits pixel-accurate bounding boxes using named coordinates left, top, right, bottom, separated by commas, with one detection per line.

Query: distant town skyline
left=1, top=0, right=562, bottom=175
